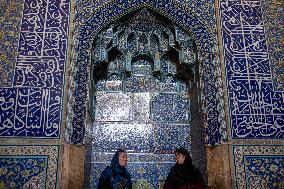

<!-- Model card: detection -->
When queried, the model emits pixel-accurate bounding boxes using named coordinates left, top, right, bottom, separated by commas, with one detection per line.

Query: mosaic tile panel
left=105, top=75, right=123, bottom=91
left=124, top=76, right=160, bottom=93
left=89, top=163, right=161, bottom=189
left=0, top=0, right=24, bottom=86
left=0, top=0, right=70, bottom=139
left=160, top=76, right=178, bottom=93
left=132, top=60, right=152, bottom=76
left=151, top=93, right=189, bottom=122
left=91, top=123, right=154, bottom=152
left=133, top=93, right=151, bottom=122
left=76, top=0, right=216, bottom=29
left=220, top=0, right=284, bottom=139
left=130, top=163, right=159, bottom=189
left=0, top=156, right=47, bottom=188
left=14, top=57, right=65, bottom=88
left=153, top=124, right=191, bottom=153
left=18, top=32, right=44, bottom=57
left=69, top=0, right=226, bottom=145
left=94, top=92, right=132, bottom=121
left=0, top=87, right=61, bottom=138
left=20, top=0, right=47, bottom=32
left=0, top=145, right=60, bottom=189
left=261, top=0, right=284, bottom=91
left=16, top=0, right=69, bottom=87
left=88, top=153, right=175, bottom=163
left=233, top=145, right=284, bottom=189
left=245, top=156, right=284, bottom=189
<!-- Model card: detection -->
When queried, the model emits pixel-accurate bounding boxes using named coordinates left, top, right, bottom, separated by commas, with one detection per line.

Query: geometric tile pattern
left=85, top=9, right=201, bottom=184
left=0, top=145, right=60, bottom=189
left=0, top=0, right=70, bottom=138
left=261, top=0, right=284, bottom=91
left=86, top=9, right=199, bottom=185
left=233, top=145, right=284, bottom=189
left=69, top=0, right=227, bottom=145
left=245, top=156, right=284, bottom=189
left=124, top=77, right=160, bottom=93
left=0, top=1, right=24, bottom=87
left=219, top=0, right=284, bottom=139
left=89, top=123, right=191, bottom=155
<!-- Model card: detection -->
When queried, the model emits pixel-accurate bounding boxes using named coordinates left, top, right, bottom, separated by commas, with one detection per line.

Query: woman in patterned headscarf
left=98, top=149, right=132, bottom=189
left=163, top=147, right=206, bottom=189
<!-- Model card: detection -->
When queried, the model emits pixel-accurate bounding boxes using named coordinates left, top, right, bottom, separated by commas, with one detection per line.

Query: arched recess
left=83, top=8, right=209, bottom=188
left=66, top=0, right=227, bottom=146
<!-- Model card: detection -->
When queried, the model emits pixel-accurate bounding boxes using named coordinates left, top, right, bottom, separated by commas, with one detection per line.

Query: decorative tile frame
left=233, top=145, right=284, bottom=189
left=67, top=0, right=227, bottom=145
left=219, top=0, right=284, bottom=139
left=0, top=145, right=60, bottom=189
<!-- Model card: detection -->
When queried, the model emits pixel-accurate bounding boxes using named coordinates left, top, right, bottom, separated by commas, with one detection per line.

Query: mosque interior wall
left=0, top=0, right=283, bottom=188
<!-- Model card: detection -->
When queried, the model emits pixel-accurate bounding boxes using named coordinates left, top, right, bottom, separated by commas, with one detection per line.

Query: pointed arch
left=67, top=0, right=226, bottom=145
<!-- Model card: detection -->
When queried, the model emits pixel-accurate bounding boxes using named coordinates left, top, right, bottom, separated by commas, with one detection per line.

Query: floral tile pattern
left=245, top=156, right=284, bottom=189
left=0, top=0, right=24, bottom=86
left=233, top=145, right=284, bottom=189
left=0, top=145, right=60, bottom=189
left=261, top=0, right=284, bottom=91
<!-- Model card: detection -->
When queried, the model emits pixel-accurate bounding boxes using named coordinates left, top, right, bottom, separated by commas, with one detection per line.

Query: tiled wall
left=0, top=145, right=60, bottom=188
left=0, top=0, right=283, bottom=188
left=82, top=8, right=206, bottom=187
left=220, top=0, right=284, bottom=139
left=219, top=0, right=284, bottom=188
left=0, top=0, right=70, bottom=188
left=68, top=0, right=226, bottom=145
left=0, top=0, right=69, bottom=137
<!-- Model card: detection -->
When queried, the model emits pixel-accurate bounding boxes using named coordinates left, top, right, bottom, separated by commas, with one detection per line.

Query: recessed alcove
left=83, top=8, right=207, bottom=188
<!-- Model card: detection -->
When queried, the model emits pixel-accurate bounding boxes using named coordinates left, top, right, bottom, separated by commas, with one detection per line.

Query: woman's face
left=119, top=152, right=128, bottom=167
left=175, top=153, right=186, bottom=165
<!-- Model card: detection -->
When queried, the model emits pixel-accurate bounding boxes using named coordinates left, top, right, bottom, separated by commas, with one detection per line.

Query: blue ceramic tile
left=21, top=0, right=47, bottom=32
left=124, top=76, right=160, bottom=93
left=91, top=123, right=154, bottom=152
left=0, top=156, right=48, bottom=188
left=133, top=93, right=151, bottom=122
left=14, top=57, right=64, bottom=88
left=95, top=92, right=132, bottom=121
left=70, top=0, right=225, bottom=146
left=151, top=93, right=189, bottom=122
left=18, top=32, right=43, bottom=57
left=154, top=124, right=191, bottom=153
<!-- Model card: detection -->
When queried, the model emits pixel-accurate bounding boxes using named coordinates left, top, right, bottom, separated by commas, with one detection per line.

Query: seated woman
left=163, top=147, right=206, bottom=189
left=98, top=149, right=132, bottom=189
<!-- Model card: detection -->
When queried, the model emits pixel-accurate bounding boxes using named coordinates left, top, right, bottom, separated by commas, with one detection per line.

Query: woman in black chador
left=163, top=147, right=206, bottom=189
left=98, top=149, right=132, bottom=189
